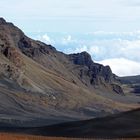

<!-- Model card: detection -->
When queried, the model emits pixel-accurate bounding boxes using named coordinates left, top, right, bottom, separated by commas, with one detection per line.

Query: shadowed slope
left=15, top=108, right=140, bottom=139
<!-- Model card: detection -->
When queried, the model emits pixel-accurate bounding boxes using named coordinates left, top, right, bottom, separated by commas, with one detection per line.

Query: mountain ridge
left=0, top=17, right=139, bottom=127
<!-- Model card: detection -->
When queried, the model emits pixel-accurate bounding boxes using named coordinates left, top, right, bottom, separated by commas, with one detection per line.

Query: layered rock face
left=18, top=37, right=56, bottom=58
left=0, top=18, right=25, bottom=85
left=68, top=52, right=123, bottom=95
left=68, top=52, right=114, bottom=84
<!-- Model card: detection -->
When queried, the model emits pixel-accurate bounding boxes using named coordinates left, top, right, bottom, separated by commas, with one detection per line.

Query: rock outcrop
left=68, top=51, right=123, bottom=94
left=69, top=52, right=114, bottom=83
left=18, top=37, right=56, bottom=58
left=0, top=18, right=7, bottom=24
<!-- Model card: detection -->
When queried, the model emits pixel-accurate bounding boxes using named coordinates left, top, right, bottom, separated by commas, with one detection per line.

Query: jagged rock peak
left=0, top=17, right=14, bottom=26
left=0, top=17, right=7, bottom=24
left=71, top=51, right=91, bottom=58
left=68, top=51, right=93, bottom=67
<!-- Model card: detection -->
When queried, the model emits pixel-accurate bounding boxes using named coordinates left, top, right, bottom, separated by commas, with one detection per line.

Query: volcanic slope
left=0, top=17, right=139, bottom=127
left=20, top=108, right=140, bottom=139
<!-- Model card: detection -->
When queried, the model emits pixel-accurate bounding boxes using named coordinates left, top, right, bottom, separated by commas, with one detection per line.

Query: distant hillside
left=119, top=75, right=140, bottom=84
left=118, top=76, right=140, bottom=96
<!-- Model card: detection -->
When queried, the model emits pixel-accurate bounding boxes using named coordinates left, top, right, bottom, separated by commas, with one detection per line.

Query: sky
left=1, top=0, right=140, bottom=76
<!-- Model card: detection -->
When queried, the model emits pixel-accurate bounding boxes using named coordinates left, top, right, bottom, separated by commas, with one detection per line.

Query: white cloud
left=75, top=45, right=88, bottom=52
left=65, top=45, right=100, bottom=56
left=42, top=34, right=51, bottom=43
left=89, top=46, right=100, bottom=54
left=98, top=58, right=140, bottom=76
left=67, top=35, right=72, bottom=41
left=36, top=34, right=54, bottom=44
left=64, top=45, right=87, bottom=54
left=64, top=33, right=140, bottom=62
left=62, top=35, right=76, bottom=45
left=118, top=39, right=140, bottom=61
left=61, top=31, right=140, bottom=76
left=34, top=31, right=140, bottom=76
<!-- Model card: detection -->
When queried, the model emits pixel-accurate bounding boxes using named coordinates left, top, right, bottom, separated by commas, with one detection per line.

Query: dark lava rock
left=69, top=51, right=114, bottom=84
left=111, top=84, right=124, bottom=95
left=18, top=37, right=56, bottom=58
left=0, top=18, right=6, bottom=24
left=68, top=51, right=93, bottom=67
left=68, top=51, right=123, bottom=94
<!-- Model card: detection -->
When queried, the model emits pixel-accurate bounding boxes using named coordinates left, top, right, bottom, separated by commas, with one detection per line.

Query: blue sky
left=1, top=0, right=140, bottom=76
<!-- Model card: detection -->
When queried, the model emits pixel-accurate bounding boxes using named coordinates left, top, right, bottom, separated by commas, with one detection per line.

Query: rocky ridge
left=0, top=18, right=139, bottom=127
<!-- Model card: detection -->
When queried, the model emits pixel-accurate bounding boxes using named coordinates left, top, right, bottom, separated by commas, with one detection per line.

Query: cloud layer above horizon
left=34, top=31, right=140, bottom=76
